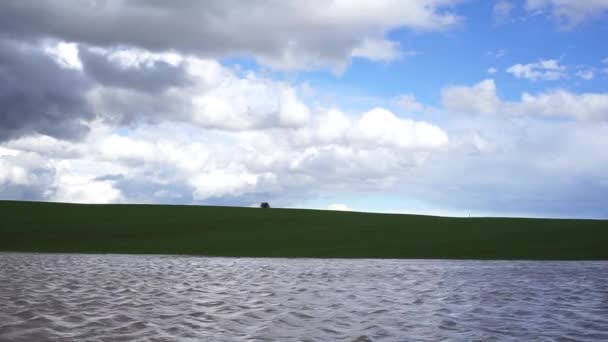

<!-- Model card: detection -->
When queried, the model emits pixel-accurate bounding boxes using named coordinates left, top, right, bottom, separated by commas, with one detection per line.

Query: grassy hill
left=0, top=200, right=606, bottom=260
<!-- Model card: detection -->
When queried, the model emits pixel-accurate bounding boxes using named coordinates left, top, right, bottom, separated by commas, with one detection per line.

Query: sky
left=0, top=0, right=607, bottom=218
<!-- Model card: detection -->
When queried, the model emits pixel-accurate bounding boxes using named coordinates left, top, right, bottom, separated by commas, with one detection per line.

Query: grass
left=0, top=200, right=606, bottom=260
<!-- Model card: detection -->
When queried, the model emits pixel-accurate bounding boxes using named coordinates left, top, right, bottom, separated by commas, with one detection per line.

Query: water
left=0, top=254, right=607, bottom=341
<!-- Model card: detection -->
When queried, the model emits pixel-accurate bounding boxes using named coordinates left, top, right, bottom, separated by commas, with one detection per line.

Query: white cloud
left=306, top=109, right=352, bottom=144
left=41, top=108, right=444, bottom=204
left=290, top=107, right=449, bottom=153
left=576, top=69, right=594, bottom=80
left=518, top=90, right=608, bottom=120
left=442, top=79, right=501, bottom=115
left=51, top=172, right=123, bottom=204
left=0, top=69, right=449, bottom=204
left=43, top=41, right=82, bottom=70
left=98, top=135, right=160, bottom=163
left=486, top=49, right=507, bottom=58
left=100, top=47, right=183, bottom=69
left=351, top=38, right=403, bottom=63
left=0, top=149, right=53, bottom=185
left=525, top=0, right=608, bottom=26
left=494, top=0, right=514, bottom=23
left=487, top=67, right=498, bottom=74
left=84, top=48, right=451, bottom=155
left=396, top=94, right=425, bottom=112
left=442, top=79, right=608, bottom=121
left=1, top=4, right=607, bottom=219
left=0, top=149, right=56, bottom=200
left=188, top=74, right=308, bottom=130
left=506, top=59, right=566, bottom=81
left=0, top=147, right=20, bottom=157
left=355, top=108, right=448, bottom=149
left=278, top=87, right=311, bottom=127
left=0, top=160, right=30, bottom=185
left=1, top=61, right=607, bottom=217
left=191, top=171, right=274, bottom=200
left=327, top=203, right=352, bottom=211
left=6, top=134, right=84, bottom=159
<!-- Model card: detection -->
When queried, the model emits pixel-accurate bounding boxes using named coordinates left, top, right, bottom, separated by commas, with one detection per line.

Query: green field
left=0, top=200, right=606, bottom=260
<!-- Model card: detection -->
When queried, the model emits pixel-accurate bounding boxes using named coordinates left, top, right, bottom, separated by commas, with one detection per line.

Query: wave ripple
left=1, top=254, right=607, bottom=341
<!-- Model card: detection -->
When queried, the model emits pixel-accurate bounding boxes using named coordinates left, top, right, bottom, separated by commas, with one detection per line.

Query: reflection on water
left=0, top=253, right=607, bottom=341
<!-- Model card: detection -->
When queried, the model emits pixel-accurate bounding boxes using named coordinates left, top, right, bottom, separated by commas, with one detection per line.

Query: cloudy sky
left=1, top=0, right=607, bottom=218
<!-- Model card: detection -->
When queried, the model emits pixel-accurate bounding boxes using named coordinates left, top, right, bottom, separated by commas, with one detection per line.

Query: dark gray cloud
left=0, top=0, right=458, bottom=141
left=79, top=47, right=191, bottom=93
left=0, top=39, right=93, bottom=142
left=0, top=182, right=48, bottom=202
left=0, top=0, right=458, bottom=70
left=106, top=176, right=274, bottom=208
left=0, top=37, right=195, bottom=141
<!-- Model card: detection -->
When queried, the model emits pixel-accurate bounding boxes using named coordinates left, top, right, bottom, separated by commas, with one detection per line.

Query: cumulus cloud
left=0, top=39, right=319, bottom=142
left=0, top=0, right=460, bottom=71
left=506, top=59, right=566, bottom=81
left=1, top=52, right=607, bottom=217
left=0, top=147, right=55, bottom=201
left=289, top=107, right=449, bottom=153
left=355, top=108, right=448, bottom=149
left=0, top=86, right=448, bottom=205
left=82, top=50, right=316, bottom=130
left=1, top=2, right=605, bottom=218
left=0, top=1, right=459, bottom=144
left=79, top=46, right=449, bottom=141
left=525, top=0, right=608, bottom=26
left=442, top=79, right=608, bottom=121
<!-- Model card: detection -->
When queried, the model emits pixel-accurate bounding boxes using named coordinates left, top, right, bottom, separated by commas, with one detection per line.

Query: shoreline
left=2, top=250, right=607, bottom=262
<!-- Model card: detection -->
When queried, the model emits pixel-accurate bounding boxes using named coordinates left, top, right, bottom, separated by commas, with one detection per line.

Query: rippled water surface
left=1, top=254, right=607, bottom=341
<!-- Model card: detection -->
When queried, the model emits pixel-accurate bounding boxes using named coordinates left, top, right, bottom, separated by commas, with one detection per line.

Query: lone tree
left=260, top=202, right=270, bottom=209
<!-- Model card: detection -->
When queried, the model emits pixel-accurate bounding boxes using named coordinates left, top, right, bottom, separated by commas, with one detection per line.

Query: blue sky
left=1, top=0, right=607, bottom=218
left=225, top=0, right=608, bottom=106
